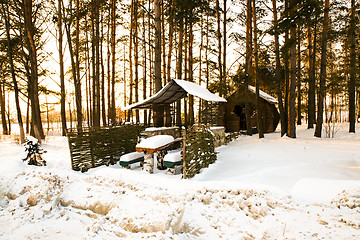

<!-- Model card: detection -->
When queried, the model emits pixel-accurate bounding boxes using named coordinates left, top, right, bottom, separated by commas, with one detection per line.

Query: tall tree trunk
left=127, top=0, right=134, bottom=122
left=134, top=0, right=140, bottom=123
left=216, top=0, right=223, bottom=97
left=272, top=0, right=286, bottom=136
left=85, top=15, right=92, bottom=127
left=123, top=43, right=127, bottom=122
left=188, top=22, right=194, bottom=125
left=153, top=0, right=163, bottom=127
left=198, top=15, right=203, bottom=121
left=142, top=1, right=147, bottom=125
left=349, top=0, right=356, bottom=133
left=205, top=11, right=210, bottom=124
left=184, top=23, right=188, bottom=126
left=26, top=98, right=30, bottom=134
left=64, top=0, right=82, bottom=131
left=100, top=16, right=107, bottom=126
left=288, top=0, right=297, bottom=138
left=1, top=3, right=25, bottom=143
left=0, top=69, right=9, bottom=135
left=307, top=25, right=316, bottom=128
left=24, top=0, right=44, bottom=141
left=253, top=0, right=264, bottom=138
left=245, top=0, right=253, bottom=136
left=58, top=0, right=66, bottom=136
left=75, top=0, right=82, bottom=131
left=315, top=0, right=330, bottom=137
left=166, top=0, right=174, bottom=82
left=223, top=0, right=227, bottom=96
left=161, top=0, right=166, bottom=85
left=165, top=0, right=174, bottom=126
left=283, top=0, right=290, bottom=135
left=148, top=0, right=153, bottom=122
left=176, top=17, right=184, bottom=126
left=95, top=0, right=101, bottom=127
left=297, top=27, right=302, bottom=125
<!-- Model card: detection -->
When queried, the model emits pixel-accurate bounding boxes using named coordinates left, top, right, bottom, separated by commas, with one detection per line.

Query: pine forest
left=0, top=0, right=359, bottom=141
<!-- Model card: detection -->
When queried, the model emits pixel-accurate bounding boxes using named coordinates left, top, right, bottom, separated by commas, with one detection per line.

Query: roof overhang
left=124, top=79, right=226, bottom=110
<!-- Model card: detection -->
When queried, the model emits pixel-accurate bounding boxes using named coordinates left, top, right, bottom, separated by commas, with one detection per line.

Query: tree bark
left=287, top=0, right=297, bottom=138
left=127, top=0, right=134, bottom=122
left=349, top=0, right=356, bottom=133
left=94, top=0, right=101, bottom=127
left=245, top=0, right=253, bottom=136
left=0, top=66, right=9, bottom=135
left=24, top=0, right=44, bottom=141
left=153, top=0, right=163, bottom=127
left=75, top=0, right=82, bottom=131
left=176, top=17, right=184, bottom=126
left=1, top=3, right=25, bottom=143
left=142, top=0, right=147, bottom=125
left=64, top=0, right=82, bottom=131
left=109, top=0, right=116, bottom=124
left=58, top=0, right=66, bottom=136
left=314, top=0, right=330, bottom=138
left=272, top=0, right=286, bottom=136
left=216, top=0, right=223, bottom=97
left=307, top=25, right=316, bottom=128
left=223, top=0, right=227, bottom=96
left=166, top=0, right=174, bottom=82
left=188, top=22, right=194, bottom=125
left=297, top=27, right=302, bottom=125
left=100, top=15, right=107, bottom=126
left=134, top=0, right=140, bottom=123
left=253, top=0, right=264, bottom=138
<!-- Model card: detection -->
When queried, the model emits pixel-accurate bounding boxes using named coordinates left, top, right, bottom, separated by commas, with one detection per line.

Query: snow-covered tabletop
left=136, top=135, right=175, bottom=153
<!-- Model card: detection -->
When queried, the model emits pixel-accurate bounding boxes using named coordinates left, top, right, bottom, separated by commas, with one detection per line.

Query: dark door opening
left=233, top=104, right=247, bottom=130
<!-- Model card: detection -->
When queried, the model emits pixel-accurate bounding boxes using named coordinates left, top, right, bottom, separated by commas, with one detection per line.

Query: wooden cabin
left=220, top=85, right=280, bottom=133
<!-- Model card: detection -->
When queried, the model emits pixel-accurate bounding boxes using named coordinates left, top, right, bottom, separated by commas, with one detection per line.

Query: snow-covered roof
left=247, top=86, right=278, bottom=104
left=124, top=79, right=226, bottom=110
left=227, top=85, right=278, bottom=104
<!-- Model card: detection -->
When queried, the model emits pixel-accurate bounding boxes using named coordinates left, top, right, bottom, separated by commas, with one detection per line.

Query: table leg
left=143, top=152, right=154, bottom=173
left=156, top=150, right=167, bottom=170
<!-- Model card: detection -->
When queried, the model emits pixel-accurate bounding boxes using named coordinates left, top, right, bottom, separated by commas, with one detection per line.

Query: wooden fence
left=183, top=124, right=217, bottom=179
left=67, top=125, right=144, bottom=172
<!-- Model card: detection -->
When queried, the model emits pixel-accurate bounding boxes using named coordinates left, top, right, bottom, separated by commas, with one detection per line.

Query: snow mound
left=291, top=178, right=360, bottom=204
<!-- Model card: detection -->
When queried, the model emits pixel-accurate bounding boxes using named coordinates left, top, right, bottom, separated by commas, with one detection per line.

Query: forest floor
left=0, top=124, right=359, bottom=239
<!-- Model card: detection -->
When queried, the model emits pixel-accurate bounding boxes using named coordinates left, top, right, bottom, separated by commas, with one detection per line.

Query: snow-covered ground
left=0, top=124, right=359, bottom=239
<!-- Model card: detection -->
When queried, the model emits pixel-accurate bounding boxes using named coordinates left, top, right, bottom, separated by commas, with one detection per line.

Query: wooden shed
left=220, top=85, right=280, bottom=133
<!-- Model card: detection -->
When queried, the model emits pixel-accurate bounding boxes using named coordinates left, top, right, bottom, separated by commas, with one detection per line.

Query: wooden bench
left=164, top=150, right=183, bottom=175
left=119, top=152, right=144, bottom=168
left=163, top=150, right=182, bottom=168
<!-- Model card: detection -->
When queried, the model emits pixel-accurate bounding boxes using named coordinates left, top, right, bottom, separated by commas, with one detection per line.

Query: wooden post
left=182, top=128, right=186, bottom=179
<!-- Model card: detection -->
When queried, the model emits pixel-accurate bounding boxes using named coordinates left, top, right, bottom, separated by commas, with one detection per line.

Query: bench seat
left=163, top=150, right=182, bottom=168
left=119, top=152, right=144, bottom=167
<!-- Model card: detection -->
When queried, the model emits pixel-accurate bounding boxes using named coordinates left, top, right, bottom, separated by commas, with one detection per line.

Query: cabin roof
left=124, top=79, right=226, bottom=110
left=227, top=85, right=278, bottom=104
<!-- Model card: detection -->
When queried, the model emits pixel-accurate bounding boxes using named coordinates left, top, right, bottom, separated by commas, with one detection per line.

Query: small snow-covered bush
left=23, top=136, right=47, bottom=166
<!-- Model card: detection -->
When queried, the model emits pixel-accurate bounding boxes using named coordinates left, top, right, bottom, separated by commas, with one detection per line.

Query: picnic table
left=135, top=135, right=182, bottom=173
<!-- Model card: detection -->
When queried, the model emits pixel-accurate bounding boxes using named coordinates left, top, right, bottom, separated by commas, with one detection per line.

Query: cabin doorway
left=233, top=104, right=247, bottom=130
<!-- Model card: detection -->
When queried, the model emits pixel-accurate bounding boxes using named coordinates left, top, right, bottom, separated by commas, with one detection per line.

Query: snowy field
left=0, top=124, right=359, bottom=239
